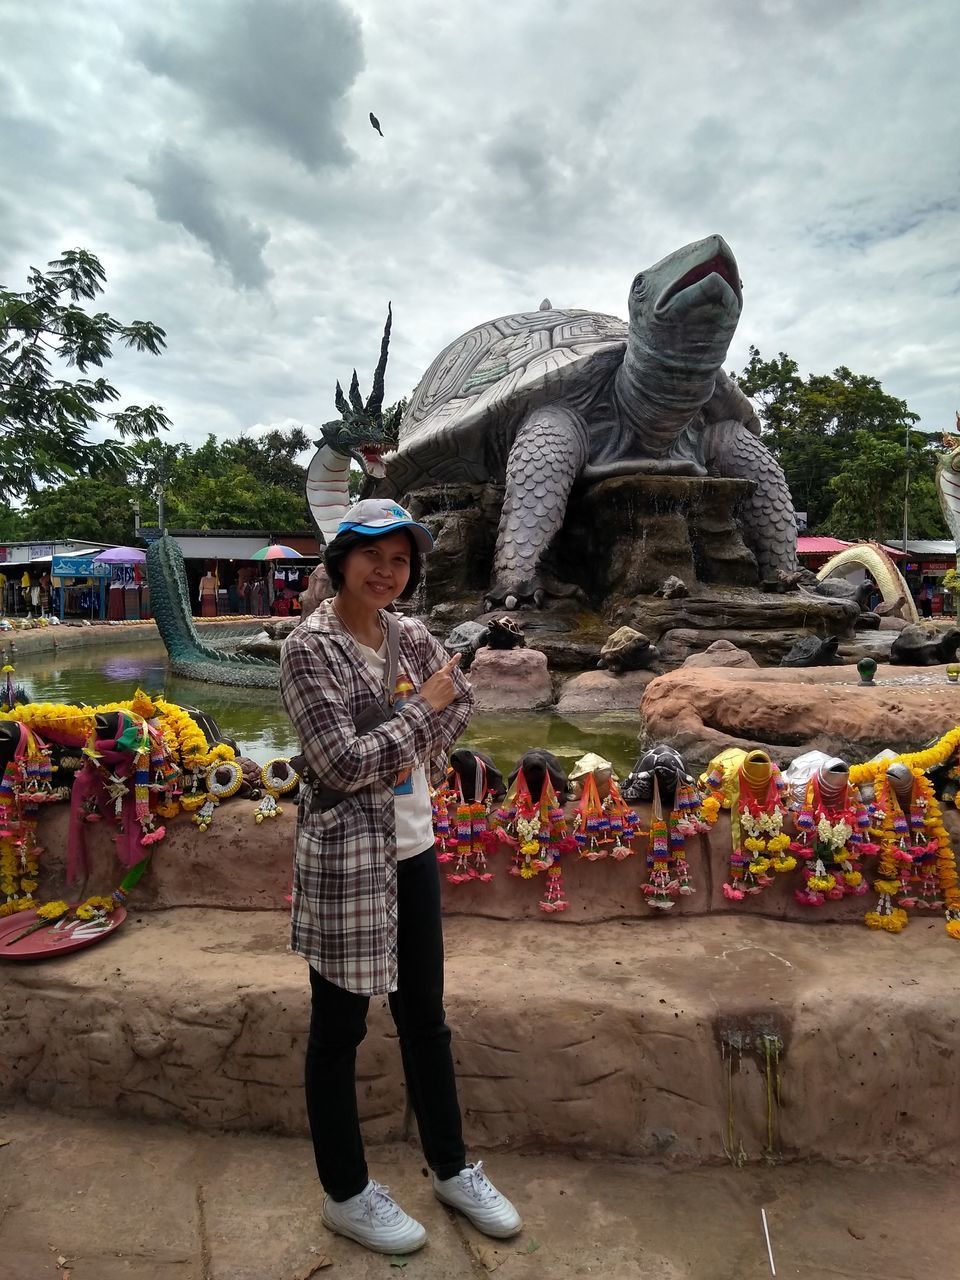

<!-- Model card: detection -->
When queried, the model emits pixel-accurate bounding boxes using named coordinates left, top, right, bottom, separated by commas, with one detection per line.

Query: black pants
left=305, top=846, right=466, bottom=1201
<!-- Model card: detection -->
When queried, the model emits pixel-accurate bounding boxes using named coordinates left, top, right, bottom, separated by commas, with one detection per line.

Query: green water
left=9, top=642, right=642, bottom=775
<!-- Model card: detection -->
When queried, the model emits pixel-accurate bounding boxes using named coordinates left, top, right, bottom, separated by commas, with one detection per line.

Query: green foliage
left=0, top=249, right=170, bottom=497
left=10, top=407, right=403, bottom=544
left=735, top=347, right=947, bottom=540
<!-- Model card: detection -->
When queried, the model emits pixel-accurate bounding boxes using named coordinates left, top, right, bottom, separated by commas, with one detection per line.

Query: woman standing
left=280, top=499, right=520, bottom=1257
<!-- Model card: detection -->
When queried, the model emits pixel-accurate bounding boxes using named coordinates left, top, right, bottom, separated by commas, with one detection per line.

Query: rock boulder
left=468, top=646, right=554, bottom=711
left=682, top=639, right=758, bottom=669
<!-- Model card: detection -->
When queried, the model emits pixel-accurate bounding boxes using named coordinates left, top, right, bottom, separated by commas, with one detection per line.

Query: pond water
left=10, top=641, right=643, bottom=775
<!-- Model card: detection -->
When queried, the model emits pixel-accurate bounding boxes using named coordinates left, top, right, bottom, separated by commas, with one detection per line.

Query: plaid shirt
left=279, top=600, right=474, bottom=995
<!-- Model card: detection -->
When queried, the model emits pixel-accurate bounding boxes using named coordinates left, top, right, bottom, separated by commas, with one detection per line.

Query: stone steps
left=2, top=909, right=959, bottom=1168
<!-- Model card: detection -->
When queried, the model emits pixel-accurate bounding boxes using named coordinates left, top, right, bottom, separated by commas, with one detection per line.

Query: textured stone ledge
left=1, top=910, right=958, bottom=1167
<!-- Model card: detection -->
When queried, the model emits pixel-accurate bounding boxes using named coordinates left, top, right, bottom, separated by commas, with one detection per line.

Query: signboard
left=52, top=556, right=111, bottom=578
left=28, top=544, right=54, bottom=559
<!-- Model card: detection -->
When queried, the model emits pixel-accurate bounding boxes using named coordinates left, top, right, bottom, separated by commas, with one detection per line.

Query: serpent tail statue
left=147, top=536, right=280, bottom=688
left=936, top=432, right=960, bottom=558
left=306, top=304, right=402, bottom=543
left=380, top=234, right=797, bottom=606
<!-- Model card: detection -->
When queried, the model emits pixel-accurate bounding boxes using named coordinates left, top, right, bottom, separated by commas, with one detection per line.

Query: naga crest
left=320, top=304, right=401, bottom=479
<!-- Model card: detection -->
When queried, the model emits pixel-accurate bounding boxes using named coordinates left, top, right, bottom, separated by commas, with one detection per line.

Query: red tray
left=0, top=904, right=127, bottom=959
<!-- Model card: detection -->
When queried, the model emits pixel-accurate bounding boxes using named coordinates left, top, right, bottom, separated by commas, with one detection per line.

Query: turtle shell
left=384, top=308, right=627, bottom=494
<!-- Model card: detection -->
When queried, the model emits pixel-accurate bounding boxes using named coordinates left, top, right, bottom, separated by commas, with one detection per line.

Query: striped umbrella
left=249, top=544, right=303, bottom=561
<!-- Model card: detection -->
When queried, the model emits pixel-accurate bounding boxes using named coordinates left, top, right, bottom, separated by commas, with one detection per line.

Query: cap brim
left=338, top=518, right=434, bottom=553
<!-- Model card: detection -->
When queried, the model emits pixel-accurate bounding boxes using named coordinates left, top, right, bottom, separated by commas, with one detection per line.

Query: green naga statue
left=305, top=305, right=401, bottom=543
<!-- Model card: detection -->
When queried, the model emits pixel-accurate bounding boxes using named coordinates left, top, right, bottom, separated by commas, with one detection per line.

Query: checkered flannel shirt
left=279, top=599, right=474, bottom=995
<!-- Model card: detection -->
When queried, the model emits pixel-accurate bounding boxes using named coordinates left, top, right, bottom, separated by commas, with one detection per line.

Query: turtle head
left=316, top=304, right=401, bottom=479
left=627, top=235, right=743, bottom=372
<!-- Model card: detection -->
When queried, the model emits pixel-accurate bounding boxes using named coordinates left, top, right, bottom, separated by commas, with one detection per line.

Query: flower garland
left=0, top=725, right=56, bottom=917
left=602, top=780, right=643, bottom=860
left=494, top=770, right=576, bottom=910
left=640, top=776, right=710, bottom=910
left=255, top=758, right=299, bottom=823
left=791, top=774, right=872, bottom=908
left=851, top=732, right=960, bottom=940
left=704, top=752, right=794, bottom=902
left=438, top=759, right=497, bottom=886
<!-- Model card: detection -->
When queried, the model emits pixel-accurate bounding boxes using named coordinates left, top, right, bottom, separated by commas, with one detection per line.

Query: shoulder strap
left=382, top=610, right=401, bottom=706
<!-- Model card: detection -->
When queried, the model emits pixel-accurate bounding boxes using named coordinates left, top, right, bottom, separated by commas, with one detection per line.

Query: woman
left=280, top=499, right=520, bottom=1257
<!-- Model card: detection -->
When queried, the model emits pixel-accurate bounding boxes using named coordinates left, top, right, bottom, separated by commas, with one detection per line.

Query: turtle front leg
left=487, top=404, right=589, bottom=609
left=702, top=418, right=797, bottom=580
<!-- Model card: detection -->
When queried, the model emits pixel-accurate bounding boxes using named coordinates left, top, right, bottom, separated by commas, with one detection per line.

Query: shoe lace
left=463, top=1161, right=499, bottom=1205
left=362, top=1181, right=404, bottom=1224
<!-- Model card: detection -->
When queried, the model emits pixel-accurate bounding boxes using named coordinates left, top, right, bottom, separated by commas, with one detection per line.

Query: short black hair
left=323, top=528, right=423, bottom=601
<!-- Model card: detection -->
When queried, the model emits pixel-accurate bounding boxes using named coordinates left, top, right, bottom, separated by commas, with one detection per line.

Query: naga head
left=626, top=234, right=743, bottom=374
left=319, top=304, right=401, bottom=480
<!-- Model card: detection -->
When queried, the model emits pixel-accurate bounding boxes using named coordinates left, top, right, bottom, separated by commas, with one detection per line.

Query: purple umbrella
left=92, top=546, right=147, bottom=564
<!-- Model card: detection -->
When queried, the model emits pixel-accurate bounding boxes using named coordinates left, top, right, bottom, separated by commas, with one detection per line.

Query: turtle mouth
left=656, top=250, right=742, bottom=312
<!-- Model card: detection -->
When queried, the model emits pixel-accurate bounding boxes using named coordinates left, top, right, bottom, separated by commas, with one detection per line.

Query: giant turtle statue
left=380, top=234, right=796, bottom=607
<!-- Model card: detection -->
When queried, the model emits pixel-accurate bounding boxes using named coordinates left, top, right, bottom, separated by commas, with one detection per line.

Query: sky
left=1, top=0, right=957, bottom=452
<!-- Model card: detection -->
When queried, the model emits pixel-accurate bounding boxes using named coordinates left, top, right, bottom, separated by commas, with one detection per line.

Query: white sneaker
left=434, top=1161, right=522, bottom=1238
left=322, top=1180, right=427, bottom=1254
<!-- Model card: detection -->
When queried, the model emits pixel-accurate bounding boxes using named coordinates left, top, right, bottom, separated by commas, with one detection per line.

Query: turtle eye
left=631, top=273, right=646, bottom=296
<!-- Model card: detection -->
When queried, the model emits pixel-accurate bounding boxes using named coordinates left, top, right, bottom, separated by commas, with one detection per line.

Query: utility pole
left=153, top=484, right=165, bottom=534
left=131, top=498, right=141, bottom=537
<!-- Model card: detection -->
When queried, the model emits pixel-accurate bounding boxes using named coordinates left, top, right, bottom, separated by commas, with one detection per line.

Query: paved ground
left=1, top=1107, right=958, bottom=1280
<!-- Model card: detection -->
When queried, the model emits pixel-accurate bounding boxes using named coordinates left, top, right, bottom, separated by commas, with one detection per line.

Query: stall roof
left=797, top=536, right=906, bottom=560
left=901, top=540, right=956, bottom=557
left=1, top=546, right=108, bottom=569
left=797, top=536, right=851, bottom=556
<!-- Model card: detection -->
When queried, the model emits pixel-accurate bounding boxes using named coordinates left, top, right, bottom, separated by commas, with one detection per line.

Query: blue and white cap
left=336, top=498, right=434, bottom=552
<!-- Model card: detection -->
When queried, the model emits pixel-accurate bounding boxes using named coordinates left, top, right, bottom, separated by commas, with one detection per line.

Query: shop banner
left=52, top=556, right=111, bottom=578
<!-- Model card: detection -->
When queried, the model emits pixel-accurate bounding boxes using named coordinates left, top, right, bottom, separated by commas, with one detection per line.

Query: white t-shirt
left=357, top=639, right=435, bottom=861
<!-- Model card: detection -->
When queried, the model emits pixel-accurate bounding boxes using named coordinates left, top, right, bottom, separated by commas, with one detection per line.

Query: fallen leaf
left=388, top=1259, right=408, bottom=1269
left=847, top=1226, right=866, bottom=1241
left=471, top=1243, right=507, bottom=1272
left=295, top=1260, right=333, bottom=1278
left=57, top=1257, right=71, bottom=1269
left=521, top=1238, right=540, bottom=1254
left=0, top=1139, right=11, bottom=1148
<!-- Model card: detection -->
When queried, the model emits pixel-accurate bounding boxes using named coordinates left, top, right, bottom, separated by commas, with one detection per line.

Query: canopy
left=93, top=546, right=147, bottom=564
left=249, top=544, right=303, bottom=561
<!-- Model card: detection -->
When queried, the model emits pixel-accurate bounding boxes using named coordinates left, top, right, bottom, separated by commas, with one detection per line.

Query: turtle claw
left=485, top=576, right=586, bottom=611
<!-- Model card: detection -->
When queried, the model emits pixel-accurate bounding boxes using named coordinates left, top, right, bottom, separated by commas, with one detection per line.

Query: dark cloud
left=134, top=0, right=364, bottom=171
left=132, top=146, right=271, bottom=289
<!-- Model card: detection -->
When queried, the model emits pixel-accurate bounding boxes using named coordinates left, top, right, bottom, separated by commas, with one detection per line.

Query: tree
left=0, top=249, right=170, bottom=497
left=735, top=348, right=946, bottom=539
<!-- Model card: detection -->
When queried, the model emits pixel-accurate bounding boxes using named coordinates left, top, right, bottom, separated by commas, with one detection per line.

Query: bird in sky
left=369, top=112, right=383, bottom=137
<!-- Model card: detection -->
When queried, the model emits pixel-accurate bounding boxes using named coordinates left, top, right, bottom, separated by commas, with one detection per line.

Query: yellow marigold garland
left=852, top=729, right=960, bottom=940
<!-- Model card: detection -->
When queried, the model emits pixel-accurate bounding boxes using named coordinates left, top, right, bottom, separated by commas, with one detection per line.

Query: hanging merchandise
left=708, top=750, right=795, bottom=901
left=790, top=758, right=873, bottom=908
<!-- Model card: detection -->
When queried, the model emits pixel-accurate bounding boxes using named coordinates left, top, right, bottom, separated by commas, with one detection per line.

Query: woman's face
left=340, top=531, right=411, bottom=609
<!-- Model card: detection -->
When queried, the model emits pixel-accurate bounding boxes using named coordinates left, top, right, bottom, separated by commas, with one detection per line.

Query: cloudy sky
left=2, top=0, right=957, bottom=451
